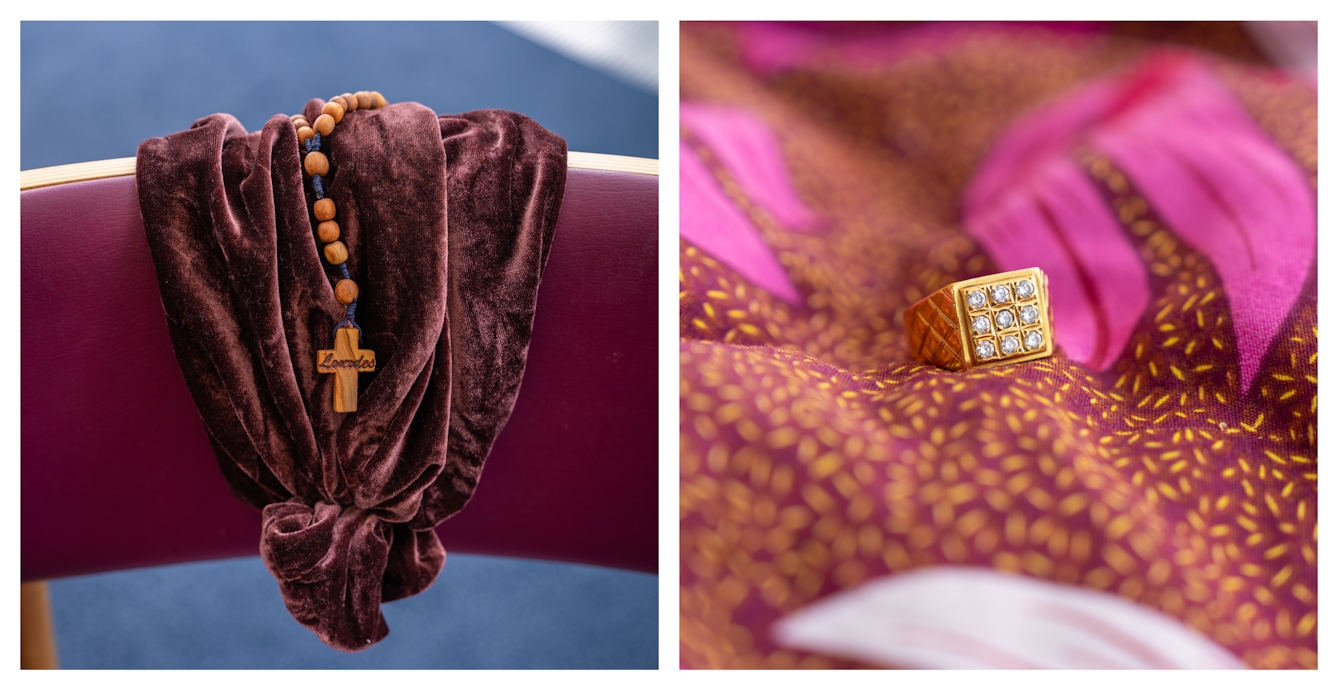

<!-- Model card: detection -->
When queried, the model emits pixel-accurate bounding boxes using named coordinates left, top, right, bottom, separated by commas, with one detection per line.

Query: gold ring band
left=904, top=267, right=1054, bottom=371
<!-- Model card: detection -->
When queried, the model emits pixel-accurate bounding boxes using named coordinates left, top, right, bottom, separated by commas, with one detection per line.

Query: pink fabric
left=964, top=53, right=1315, bottom=388
left=963, top=139, right=1149, bottom=373
left=680, top=103, right=822, bottom=233
left=680, top=21, right=1317, bottom=670
left=680, top=139, right=802, bottom=305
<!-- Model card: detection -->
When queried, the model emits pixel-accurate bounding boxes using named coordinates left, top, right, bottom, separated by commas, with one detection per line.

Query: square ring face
left=953, top=267, right=1053, bottom=367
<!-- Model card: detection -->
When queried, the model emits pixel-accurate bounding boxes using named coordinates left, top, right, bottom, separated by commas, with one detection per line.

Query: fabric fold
left=260, top=501, right=393, bottom=649
left=137, top=102, right=567, bottom=651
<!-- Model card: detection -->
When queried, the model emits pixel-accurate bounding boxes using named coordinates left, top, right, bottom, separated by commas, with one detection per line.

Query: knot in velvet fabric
left=136, top=100, right=567, bottom=651
left=260, top=501, right=444, bottom=649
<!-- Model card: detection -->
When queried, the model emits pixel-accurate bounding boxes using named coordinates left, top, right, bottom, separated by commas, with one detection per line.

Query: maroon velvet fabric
left=135, top=102, right=566, bottom=651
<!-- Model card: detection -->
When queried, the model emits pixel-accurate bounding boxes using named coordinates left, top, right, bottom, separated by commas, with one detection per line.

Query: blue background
left=22, top=21, right=658, bottom=669
left=21, top=21, right=658, bottom=169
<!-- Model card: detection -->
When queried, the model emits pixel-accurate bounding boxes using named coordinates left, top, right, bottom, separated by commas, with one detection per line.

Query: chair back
left=21, top=154, right=659, bottom=580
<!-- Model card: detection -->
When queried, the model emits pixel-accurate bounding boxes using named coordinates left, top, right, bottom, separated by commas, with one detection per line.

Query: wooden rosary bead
left=323, top=240, right=349, bottom=265
left=334, top=279, right=359, bottom=305
left=313, top=113, right=336, bottom=136
left=304, top=151, right=329, bottom=176
left=313, top=198, right=336, bottom=221
left=317, top=220, right=341, bottom=243
left=322, top=101, right=345, bottom=124
left=298, top=91, right=389, bottom=414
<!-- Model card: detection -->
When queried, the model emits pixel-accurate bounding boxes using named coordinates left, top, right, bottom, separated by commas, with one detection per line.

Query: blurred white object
left=773, top=567, right=1244, bottom=669
left=497, top=21, right=658, bottom=92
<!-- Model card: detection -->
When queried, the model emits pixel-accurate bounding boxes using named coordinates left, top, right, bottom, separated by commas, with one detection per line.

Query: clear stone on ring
left=967, top=290, right=986, bottom=310
left=995, top=309, right=1015, bottom=329
left=972, top=315, right=991, bottom=335
left=1001, top=335, right=1020, bottom=355
left=1016, top=280, right=1035, bottom=299
left=975, top=340, right=996, bottom=360
left=991, top=285, right=1011, bottom=304
left=1025, top=331, right=1044, bottom=350
left=1020, top=305, right=1039, bottom=325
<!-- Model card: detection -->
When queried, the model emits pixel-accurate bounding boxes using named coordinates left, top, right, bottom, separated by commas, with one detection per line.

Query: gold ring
left=904, top=267, right=1054, bottom=371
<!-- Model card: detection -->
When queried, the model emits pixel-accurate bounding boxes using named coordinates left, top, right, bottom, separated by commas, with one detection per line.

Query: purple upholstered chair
left=20, top=153, right=658, bottom=667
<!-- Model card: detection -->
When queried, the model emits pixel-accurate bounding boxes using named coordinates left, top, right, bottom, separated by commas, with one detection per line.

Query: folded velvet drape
left=136, top=101, right=566, bottom=650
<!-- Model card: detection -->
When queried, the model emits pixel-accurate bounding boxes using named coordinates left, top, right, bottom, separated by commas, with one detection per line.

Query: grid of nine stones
left=962, top=274, right=1044, bottom=364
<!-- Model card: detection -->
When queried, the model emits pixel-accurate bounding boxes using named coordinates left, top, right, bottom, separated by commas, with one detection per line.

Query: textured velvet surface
left=136, top=102, right=566, bottom=650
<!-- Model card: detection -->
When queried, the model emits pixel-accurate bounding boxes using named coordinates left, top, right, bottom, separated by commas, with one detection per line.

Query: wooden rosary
left=291, top=90, right=388, bottom=413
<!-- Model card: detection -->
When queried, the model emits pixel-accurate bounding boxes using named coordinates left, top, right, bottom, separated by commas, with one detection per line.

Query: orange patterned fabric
left=680, top=22, right=1316, bottom=669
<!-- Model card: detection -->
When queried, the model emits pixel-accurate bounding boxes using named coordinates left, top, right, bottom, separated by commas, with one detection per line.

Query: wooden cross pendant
left=316, top=327, right=376, bottom=413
